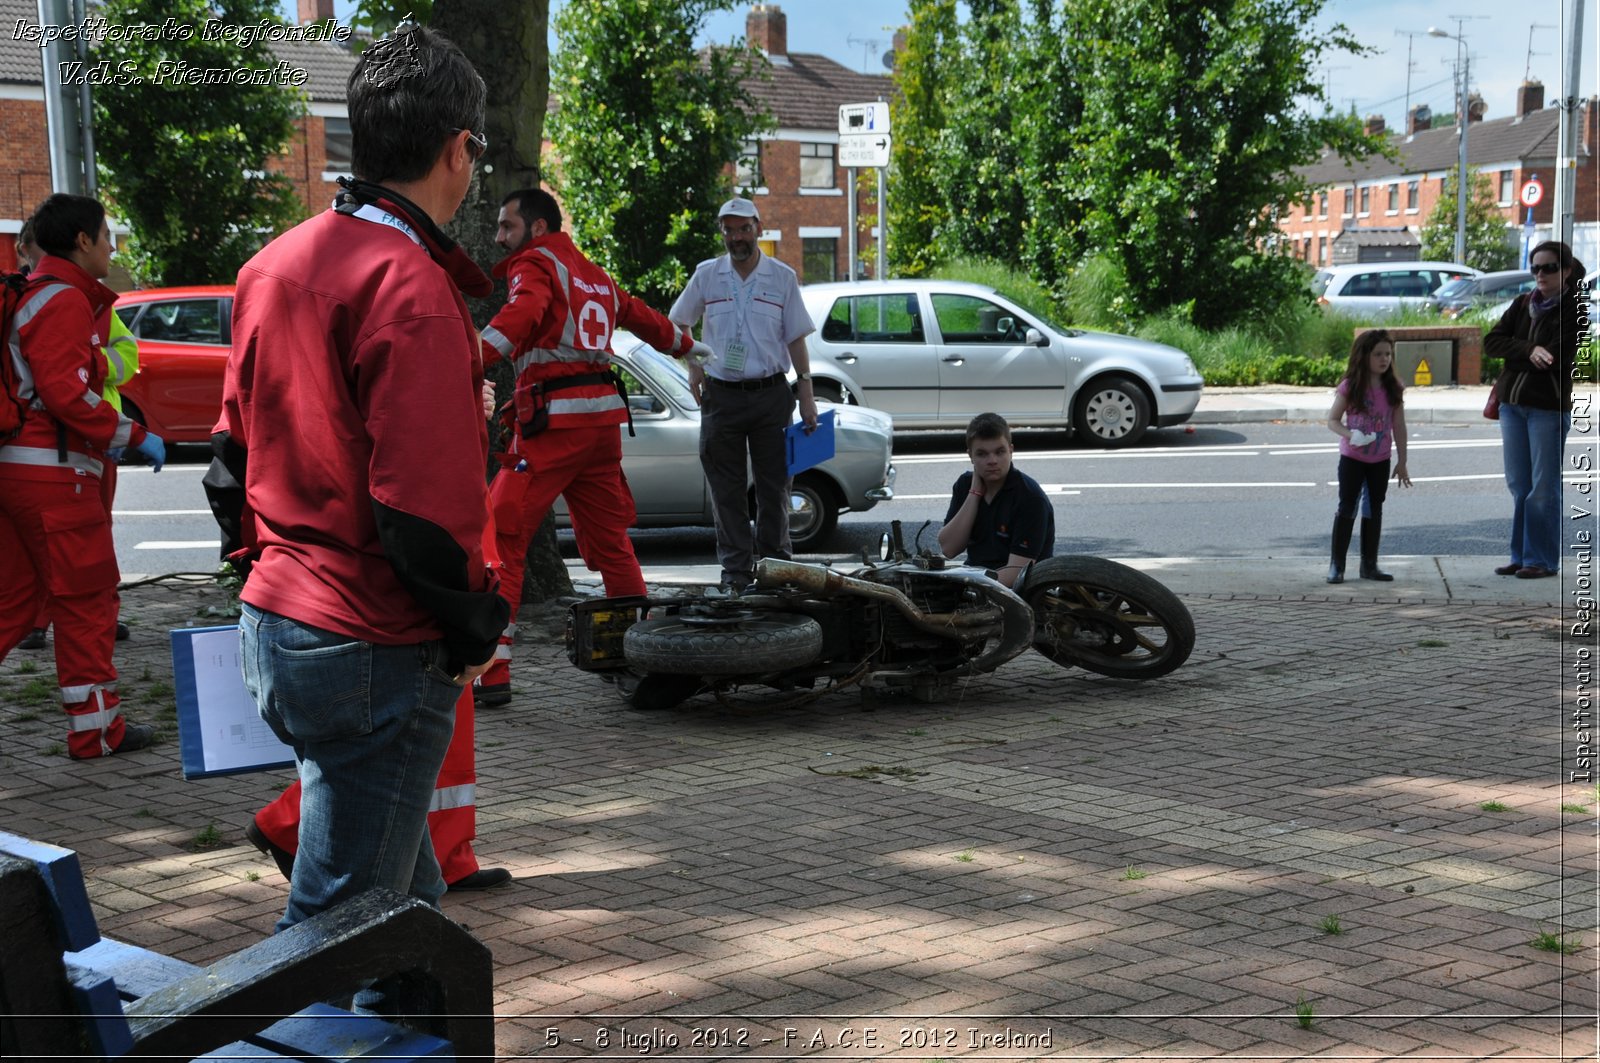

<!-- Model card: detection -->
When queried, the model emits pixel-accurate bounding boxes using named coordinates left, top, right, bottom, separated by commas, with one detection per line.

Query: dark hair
left=29, top=194, right=105, bottom=258
left=1344, top=329, right=1403, bottom=413
left=965, top=411, right=1012, bottom=450
left=503, top=188, right=561, bottom=234
left=347, top=24, right=486, bottom=184
left=1529, top=240, right=1587, bottom=286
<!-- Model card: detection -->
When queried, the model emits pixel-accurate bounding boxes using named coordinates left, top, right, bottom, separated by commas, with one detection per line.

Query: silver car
left=550, top=333, right=897, bottom=550
left=798, top=279, right=1204, bottom=447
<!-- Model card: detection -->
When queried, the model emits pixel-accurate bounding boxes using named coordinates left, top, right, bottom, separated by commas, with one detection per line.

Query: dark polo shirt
left=944, top=466, right=1056, bottom=569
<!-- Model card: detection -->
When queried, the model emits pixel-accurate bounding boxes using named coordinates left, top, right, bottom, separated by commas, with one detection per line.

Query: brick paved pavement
left=2, top=575, right=1596, bottom=1061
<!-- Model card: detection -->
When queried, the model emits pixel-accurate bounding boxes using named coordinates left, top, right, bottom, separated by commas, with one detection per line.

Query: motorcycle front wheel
left=623, top=613, right=824, bottom=675
left=1021, top=555, right=1194, bottom=680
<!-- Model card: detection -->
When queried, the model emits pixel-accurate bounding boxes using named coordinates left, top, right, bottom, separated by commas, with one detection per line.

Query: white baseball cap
left=718, top=197, right=760, bottom=220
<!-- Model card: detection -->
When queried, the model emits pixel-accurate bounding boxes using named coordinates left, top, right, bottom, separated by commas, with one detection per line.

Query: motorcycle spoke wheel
left=1022, top=556, right=1194, bottom=680
left=623, top=613, right=824, bottom=676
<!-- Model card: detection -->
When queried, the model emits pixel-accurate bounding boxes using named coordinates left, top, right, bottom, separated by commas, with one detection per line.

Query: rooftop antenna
left=1525, top=22, right=1555, bottom=82
left=1395, top=30, right=1427, bottom=118
left=846, top=34, right=885, bottom=74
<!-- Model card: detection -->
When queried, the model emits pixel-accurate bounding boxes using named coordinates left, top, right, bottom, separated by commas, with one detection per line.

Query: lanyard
left=348, top=203, right=423, bottom=247
left=724, top=267, right=759, bottom=344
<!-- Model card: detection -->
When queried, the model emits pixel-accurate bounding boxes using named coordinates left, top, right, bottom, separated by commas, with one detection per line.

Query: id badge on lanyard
left=724, top=274, right=756, bottom=375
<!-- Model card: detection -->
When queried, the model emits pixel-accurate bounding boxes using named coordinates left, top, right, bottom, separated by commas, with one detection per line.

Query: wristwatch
left=795, top=372, right=812, bottom=381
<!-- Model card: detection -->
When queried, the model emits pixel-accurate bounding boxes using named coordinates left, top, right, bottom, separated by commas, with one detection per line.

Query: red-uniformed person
left=0, top=193, right=165, bottom=759
left=475, top=188, right=709, bottom=706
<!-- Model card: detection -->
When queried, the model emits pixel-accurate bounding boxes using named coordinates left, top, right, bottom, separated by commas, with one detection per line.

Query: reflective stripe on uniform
left=0, top=444, right=103, bottom=478
left=104, top=334, right=137, bottom=385
left=6, top=283, right=72, bottom=403
left=482, top=324, right=515, bottom=359
left=493, top=644, right=513, bottom=661
left=61, top=681, right=117, bottom=703
left=109, top=414, right=134, bottom=449
left=429, top=783, right=476, bottom=813
left=512, top=345, right=612, bottom=374
left=548, top=393, right=625, bottom=417
left=500, top=622, right=517, bottom=639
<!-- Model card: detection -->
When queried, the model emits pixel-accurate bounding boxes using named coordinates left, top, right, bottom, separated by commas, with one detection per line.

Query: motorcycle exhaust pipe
left=755, top=559, right=1033, bottom=671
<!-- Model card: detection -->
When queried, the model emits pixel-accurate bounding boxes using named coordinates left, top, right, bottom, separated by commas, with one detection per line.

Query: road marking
left=133, top=541, right=220, bottom=550
left=114, top=509, right=213, bottom=516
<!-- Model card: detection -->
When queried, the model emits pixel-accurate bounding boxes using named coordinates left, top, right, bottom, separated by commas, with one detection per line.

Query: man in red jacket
left=475, top=188, right=709, bottom=706
left=220, top=24, right=509, bottom=962
left=0, top=193, right=164, bottom=759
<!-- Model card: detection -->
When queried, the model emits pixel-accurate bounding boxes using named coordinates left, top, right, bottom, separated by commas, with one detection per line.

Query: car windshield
left=619, top=341, right=697, bottom=407
left=1433, top=278, right=1475, bottom=299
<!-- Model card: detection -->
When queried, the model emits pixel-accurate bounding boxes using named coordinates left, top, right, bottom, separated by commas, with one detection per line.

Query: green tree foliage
left=548, top=0, right=770, bottom=307
left=891, top=0, right=1383, bottom=330
left=91, top=0, right=303, bottom=286
left=885, top=0, right=955, bottom=276
left=1420, top=165, right=1517, bottom=270
left=350, top=0, right=434, bottom=50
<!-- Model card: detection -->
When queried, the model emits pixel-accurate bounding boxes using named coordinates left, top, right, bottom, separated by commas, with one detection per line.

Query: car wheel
left=788, top=472, right=840, bottom=551
left=1073, top=375, right=1150, bottom=448
left=810, top=379, right=853, bottom=405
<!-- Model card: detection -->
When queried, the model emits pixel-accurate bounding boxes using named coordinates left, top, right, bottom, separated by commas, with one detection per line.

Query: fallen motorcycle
left=566, top=522, right=1195, bottom=710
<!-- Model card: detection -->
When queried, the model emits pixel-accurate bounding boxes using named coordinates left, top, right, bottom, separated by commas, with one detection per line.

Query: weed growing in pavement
left=46, top=742, right=64, bottom=756
left=1480, top=800, right=1511, bottom=812
left=135, top=809, right=153, bottom=818
left=192, top=824, right=223, bottom=851
left=1295, top=994, right=1315, bottom=1030
left=246, top=871, right=260, bottom=882
left=1417, top=638, right=1448, bottom=648
left=140, top=665, right=153, bottom=681
left=1562, top=803, right=1590, bottom=814
left=145, top=680, right=174, bottom=701
left=954, top=849, right=975, bottom=863
left=1122, top=866, right=1148, bottom=880
left=14, top=711, right=39, bottom=722
left=1318, top=914, right=1345, bottom=936
left=1531, top=930, right=1581, bottom=955
left=905, top=728, right=927, bottom=736
left=18, top=677, right=52, bottom=704
left=15, top=660, right=38, bottom=675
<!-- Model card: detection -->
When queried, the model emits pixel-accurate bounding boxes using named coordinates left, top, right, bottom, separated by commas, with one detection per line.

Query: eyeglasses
left=721, top=221, right=757, bottom=236
left=454, top=128, right=488, bottom=161
left=1531, top=261, right=1562, bottom=275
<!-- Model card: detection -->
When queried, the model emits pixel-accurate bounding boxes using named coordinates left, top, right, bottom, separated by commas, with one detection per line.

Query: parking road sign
left=839, top=133, right=891, bottom=168
left=1520, top=179, right=1544, bottom=207
left=839, top=102, right=890, bottom=136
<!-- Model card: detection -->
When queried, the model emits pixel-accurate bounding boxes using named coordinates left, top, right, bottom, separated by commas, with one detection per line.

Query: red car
left=113, top=285, right=233, bottom=443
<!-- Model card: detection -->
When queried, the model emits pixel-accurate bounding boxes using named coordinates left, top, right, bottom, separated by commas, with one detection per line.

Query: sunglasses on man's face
left=1531, top=261, right=1562, bottom=275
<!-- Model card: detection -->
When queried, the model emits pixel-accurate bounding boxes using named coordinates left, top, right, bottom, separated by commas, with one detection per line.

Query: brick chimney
left=747, top=4, right=787, bottom=59
left=297, top=0, right=334, bottom=23
left=1364, top=114, right=1386, bottom=136
left=1468, top=91, right=1487, bottom=123
left=1586, top=96, right=1600, bottom=155
left=1517, top=80, right=1545, bottom=117
left=1407, top=104, right=1431, bottom=134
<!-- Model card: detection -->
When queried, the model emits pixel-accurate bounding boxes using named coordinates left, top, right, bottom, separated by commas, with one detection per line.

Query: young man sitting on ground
left=936, top=412, right=1055, bottom=588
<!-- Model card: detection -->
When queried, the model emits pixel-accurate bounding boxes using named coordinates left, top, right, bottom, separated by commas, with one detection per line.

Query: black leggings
left=1336, top=455, right=1390, bottom=520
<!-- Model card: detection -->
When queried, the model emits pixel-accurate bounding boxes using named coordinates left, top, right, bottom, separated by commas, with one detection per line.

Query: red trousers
left=482, top=425, right=644, bottom=687
left=0, top=473, right=125, bottom=758
left=255, top=683, right=483, bottom=883
left=31, top=461, right=117, bottom=630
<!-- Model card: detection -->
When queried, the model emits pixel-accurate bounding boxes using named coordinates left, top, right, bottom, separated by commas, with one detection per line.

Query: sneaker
left=18, top=628, right=47, bottom=650
left=476, top=682, right=512, bottom=708
left=115, top=621, right=130, bottom=641
left=244, top=817, right=296, bottom=882
left=448, top=867, right=512, bottom=891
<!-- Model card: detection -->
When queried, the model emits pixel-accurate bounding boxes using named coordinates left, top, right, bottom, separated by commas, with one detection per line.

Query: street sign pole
left=876, top=165, right=886, bottom=281
left=847, top=166, right=858, bottom=281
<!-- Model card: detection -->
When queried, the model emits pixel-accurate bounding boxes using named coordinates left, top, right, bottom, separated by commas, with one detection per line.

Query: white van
left=1312, top=261, right=1480, bottom=317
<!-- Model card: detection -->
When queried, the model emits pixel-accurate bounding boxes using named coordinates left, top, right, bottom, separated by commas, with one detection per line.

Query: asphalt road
left=110, top=420, right=1554, bottom=578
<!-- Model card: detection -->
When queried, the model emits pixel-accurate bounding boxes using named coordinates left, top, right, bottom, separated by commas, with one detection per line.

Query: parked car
left=557, top=333, right=896, bottom=550
left=796, top=279, right=1203, bottom=448
left=112, top=286, right=233, bottom=443
left=1430, top=270, right=1536, bottom=319
left=1311, top=261, right=1480, bottom=317
left=1472, top=266, right=1600, bottom=328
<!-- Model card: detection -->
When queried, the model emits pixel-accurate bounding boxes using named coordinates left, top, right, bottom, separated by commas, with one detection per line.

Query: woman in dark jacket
left=1483, top=240, right=1586, bottom=579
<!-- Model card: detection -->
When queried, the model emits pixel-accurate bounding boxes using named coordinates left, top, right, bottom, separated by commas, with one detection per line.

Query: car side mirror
left=1025, top=327, right=1046, bottom=346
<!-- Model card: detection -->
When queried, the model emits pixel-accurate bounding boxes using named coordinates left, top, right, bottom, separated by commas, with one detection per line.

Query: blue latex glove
left=134, top=433, right=166, bottom=472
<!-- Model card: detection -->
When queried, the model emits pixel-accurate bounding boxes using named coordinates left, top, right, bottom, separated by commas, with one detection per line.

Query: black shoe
left=115, top=622, right=130, bottom=641
left=114, top=722, right=154, bottom=753
left=18, top=627, right=47, bottom=650
left=448, top=867, right=512, bottom=891
left=245, top=817, right=296, bottom=882
left=476, top=682, right=512, bottom=708
left=1359, top=565, right=1394, bottom=582
left=1494, top=563, right=1522, bottom=576
left=1325, top=563, right=1344, bottom=584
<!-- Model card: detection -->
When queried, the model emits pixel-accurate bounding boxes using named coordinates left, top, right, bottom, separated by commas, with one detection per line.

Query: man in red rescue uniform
left=475, top=188, right=711, bottom=705
left=0, top=193, right=165, bottom=758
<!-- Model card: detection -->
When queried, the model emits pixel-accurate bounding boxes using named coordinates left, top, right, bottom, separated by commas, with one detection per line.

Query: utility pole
left=1553, top=0, right=1587, bottom=247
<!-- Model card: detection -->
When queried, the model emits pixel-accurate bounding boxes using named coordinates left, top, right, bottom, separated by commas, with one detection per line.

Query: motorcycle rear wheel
left=1021, top=555, right=1194, bottom=680
left=623, top=613, right=824, bottom=675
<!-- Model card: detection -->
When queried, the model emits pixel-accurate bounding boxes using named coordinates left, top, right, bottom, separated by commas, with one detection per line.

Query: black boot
left=1359, top=517, right=1393, bottom=581
left=1327, top=515, right=1354, bottom=584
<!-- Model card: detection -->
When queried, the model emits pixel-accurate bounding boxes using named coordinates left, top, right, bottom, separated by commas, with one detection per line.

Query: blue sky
left=286, top=1, right=1598, bottom=133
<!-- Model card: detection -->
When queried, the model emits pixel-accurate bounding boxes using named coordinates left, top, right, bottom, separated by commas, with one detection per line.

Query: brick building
left=0, top=0, right=355, bottom=282
left=734, top=3, right=893, bottom=283
left=1278, top=81, right=1600, bottom=269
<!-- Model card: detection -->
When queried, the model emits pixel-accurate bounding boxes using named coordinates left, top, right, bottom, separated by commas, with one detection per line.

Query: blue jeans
left=1500, top=402, right=1571, bottom=571
left=240, top=605, right=458, bottom=932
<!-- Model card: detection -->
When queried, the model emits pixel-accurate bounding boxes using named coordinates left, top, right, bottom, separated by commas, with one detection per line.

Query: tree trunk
left=433, top=0, right=571, bottom=602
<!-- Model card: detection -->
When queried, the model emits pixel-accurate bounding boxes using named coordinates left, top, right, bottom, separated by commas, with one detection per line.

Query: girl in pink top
left=1325, top=330, right=1411, bottom=583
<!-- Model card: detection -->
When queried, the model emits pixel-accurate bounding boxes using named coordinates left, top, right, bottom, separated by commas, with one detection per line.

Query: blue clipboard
left=171, top=625, right=294, bottom=779
left=786, top=409, right=836, bottom=475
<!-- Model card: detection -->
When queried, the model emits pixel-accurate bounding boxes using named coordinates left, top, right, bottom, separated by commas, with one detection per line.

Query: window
left=1343, top=186, right=1355, bottom=217
left=1499, top=171, right=1514, bottom=204
left=735, top=140, right=763, bottom=190
left=1318, top=192, right=1329, bottom=217
left=1316, top=236, right=1326, bottom=264
left=799, top=142, right=836, bottom=189
left=134, top=300, right=224, bottom=344
left=1387, top=184, right=1399, bottom=212
left=1358, top=187, right=1370, bottom=214
left=1407, top=180, right=1419, bottom=211
left=801, top=237, right=837, bottom=283
left=931, top=293, right=1032, bottom=344
left=1342, top=273, right=1381, bottom=296
left=1379, top=272, right=1432, bottom=297
left=323, top=117, right=352, bottom=173
left=819, top=293, right=924, bottom=343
